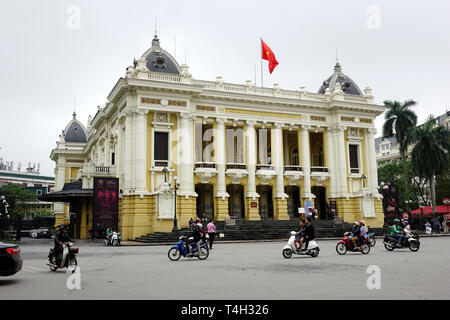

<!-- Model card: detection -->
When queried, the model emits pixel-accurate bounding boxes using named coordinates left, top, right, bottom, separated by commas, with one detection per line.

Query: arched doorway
left=285, top=186, right=301, bottom=219
left=195, top=184, right=214, bottom=219
left=226, top=185, right=245, bottom=219
left=257, top=185, right=273, bottom=219
left=311, top=186, right=327, bottom=219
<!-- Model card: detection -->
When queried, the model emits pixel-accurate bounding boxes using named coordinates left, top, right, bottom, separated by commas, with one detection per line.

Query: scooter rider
left=303, top=218, right=315, bottom=250
left=186, top=224, right=202, bottom=256
left=106, top=227, right=113, bottom=244
left=349, top=222, right=360, bottom=249
left=54, top=225, right=73, bottom=266
left=391, top=218, right=405, bottom=247
left=294, top=220, right=306, bottom=251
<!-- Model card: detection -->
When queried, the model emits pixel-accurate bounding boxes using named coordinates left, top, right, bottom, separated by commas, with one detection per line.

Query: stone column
left=336, top=126, right=348, bottom=197
left=301, top=125, right=312, bottom=199
left=245, top=120, right=260, bottom=220
left=366, top=127, right=379, bottom=193
left=272, top=123, right=289, bottom=220
left=123, top=111, right=134, bottom=192
left=215, top=118, right=230, bottom=220
left=178, top=113, right=196, bottom=227
left=134, top=109, right=148, bottom=194
left=326, top=127, right=337, bottom=198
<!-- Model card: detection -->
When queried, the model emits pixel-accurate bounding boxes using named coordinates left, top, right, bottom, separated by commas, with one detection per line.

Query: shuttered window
left=349, top=144, right=359, bottom=173
left=154, top=132, right=169, bottom=160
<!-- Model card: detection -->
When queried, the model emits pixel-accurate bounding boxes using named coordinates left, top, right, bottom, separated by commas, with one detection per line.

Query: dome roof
left=318, top=62, right=363, bottom=96
left=137, top=34, right=181, bottom=74
left=63, top=112, right=88, bottom=143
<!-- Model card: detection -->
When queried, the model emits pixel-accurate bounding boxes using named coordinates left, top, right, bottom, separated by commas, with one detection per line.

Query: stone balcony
left=225, top=163, right=247, bottom=184
left=255, top=164, right=276, bottom=185
left=310, top=166, right=329, bottom=186
left=194, top=162, right=217, bottom=184
left=284, top=165, right=303, bottom=185
left=80, top=163, right=118, bottom=189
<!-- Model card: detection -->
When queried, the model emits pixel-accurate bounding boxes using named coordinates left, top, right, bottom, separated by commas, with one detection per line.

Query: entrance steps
left=133, top=219, right=362, bottom=243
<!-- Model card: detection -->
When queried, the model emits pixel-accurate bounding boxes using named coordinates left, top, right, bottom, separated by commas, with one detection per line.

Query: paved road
left=1, top=237, right=449, bottom=299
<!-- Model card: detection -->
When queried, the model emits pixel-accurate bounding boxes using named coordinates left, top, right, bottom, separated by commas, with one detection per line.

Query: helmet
left=359, top=220, right=365, bottom=225
left=197, top=223, right=203, bottom=228
left=353, top=221, right=358, bottom=225
left=393, top=218, right=400, bottom=223
left=59, top=225, right=67, bottom=231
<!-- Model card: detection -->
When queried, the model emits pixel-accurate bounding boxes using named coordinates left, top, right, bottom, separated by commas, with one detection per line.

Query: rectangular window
left=111, top=152, right=115, bottom=165
left=349, top=144, right=359, bottom=174
left=154, top=132, right=169, bottom=166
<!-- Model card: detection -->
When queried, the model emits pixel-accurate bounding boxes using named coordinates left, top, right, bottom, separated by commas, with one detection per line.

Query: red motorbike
left=336, top=232, right=370, bottom=255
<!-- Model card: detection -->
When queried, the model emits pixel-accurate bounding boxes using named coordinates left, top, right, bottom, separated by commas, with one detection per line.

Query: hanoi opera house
left=44, top=35, right=386, bottom=240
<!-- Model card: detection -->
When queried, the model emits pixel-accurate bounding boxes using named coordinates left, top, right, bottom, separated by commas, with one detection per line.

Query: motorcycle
left=282, top=231, right=320, bottom=258
left=168, top=235, right=209, bottom=261
left=47, top=242, right=79, bottom=272
left=105, top=232, right=122, bottom=246
left=383, top=232, right=420, bottom=252
left=336, top=232, right=370, bottom=255
left=367, top=232, right=376, bottom=247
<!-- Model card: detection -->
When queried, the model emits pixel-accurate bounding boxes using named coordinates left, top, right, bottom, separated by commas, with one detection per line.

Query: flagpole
left=260, top=38, right=264, bottom=87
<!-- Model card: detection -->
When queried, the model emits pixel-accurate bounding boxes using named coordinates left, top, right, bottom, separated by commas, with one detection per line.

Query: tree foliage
left=0, top=183, right=38, bottom=220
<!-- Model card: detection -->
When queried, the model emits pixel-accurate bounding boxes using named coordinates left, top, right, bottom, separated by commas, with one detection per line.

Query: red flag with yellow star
left=261, top=39, right=279, bottom=74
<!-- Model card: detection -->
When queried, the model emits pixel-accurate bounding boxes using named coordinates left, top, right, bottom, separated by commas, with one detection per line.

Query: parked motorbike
left=282, top=231, right=320, bottom=258
left=168, top=236, right=209, bottom=261
left=47, top=242, right=79, bottom=272
left=383, top=232, right=420, bottom=252
left=336, top=232, right=370, bottom=255
left=105, top=232, right=122, bottom=246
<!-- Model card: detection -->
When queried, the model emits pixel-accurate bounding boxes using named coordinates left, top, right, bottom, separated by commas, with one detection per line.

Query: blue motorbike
left=168, top=235, right=209, bottom=261
left=367, top=232, right=376, bottom=247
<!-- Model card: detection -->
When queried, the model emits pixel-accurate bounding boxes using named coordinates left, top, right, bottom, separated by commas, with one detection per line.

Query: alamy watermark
left=67, top=5, right=81, bottom=30
left=366, top=265, right=381, bottom=290
left=366, top=5, right=381, bottom=30
left=66, top=266, right=81, bottom=290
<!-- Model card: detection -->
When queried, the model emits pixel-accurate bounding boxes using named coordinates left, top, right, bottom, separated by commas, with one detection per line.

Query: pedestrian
left=201, top=212, right=208, bottom=224
left=425, top=220, right=432, bottom=235
left=443, top=221, right=449, bottom=234
left=207, top=218, right=216, bottom=250
left=313, top=208, right=318, bottom=220
left=434, top=219, right=441, bottom=234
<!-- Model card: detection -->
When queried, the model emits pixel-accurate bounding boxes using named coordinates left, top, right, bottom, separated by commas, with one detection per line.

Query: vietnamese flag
left=261, top=39, right=279, bottom=74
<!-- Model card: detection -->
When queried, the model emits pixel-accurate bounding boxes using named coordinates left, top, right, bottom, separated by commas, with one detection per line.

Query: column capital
left=216, top=117, right=226, bottom=125
left=274, top=122, right=284, bottom=129
left=367, top=127, right=377, bottom=135
left=246, top=120, right=256, bottom=127
left=180, top=112, right=194, bottom=120
left=301, top=124, right=311, bottom=131
left=337, top=126, right=346, bottom=132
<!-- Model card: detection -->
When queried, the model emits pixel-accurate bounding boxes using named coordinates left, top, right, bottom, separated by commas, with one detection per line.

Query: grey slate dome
left=137, top=34, right=181, bottom=74
left=63, top=112, right=88, bottom=143
left=318, top=62, right=363, bottom=96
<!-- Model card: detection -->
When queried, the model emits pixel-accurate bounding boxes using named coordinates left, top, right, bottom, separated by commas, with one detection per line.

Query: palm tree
left=410, top=116, right=450, bottom=218
left=382, top=100, right=418, bottom=214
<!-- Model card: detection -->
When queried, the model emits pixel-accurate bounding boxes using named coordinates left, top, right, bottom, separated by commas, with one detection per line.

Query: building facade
left=47, top=35, right=386, bottom=240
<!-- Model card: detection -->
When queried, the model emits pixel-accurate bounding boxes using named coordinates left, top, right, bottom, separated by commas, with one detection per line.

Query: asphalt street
left=1, top=237, right=449, bottom=299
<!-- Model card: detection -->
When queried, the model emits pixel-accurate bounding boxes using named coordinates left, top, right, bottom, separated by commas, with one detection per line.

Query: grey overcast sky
left=1, top=0, right=449, bottom=177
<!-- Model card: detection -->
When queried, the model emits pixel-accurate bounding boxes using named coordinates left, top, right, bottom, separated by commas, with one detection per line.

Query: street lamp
left=405, top=199, right=413, bottom=227
left=172, top=176, right=181, bottom=232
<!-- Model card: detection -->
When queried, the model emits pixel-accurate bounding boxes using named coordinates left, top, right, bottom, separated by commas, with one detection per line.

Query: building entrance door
left=257, top=185, right=273, bottom=219
left=195, top=184, right=214, bottom=219
left=285, top=186, right=301, bottom=219
left=227, top=185, right=245, bottom=219
left=312, top=186, right=327, bottom=220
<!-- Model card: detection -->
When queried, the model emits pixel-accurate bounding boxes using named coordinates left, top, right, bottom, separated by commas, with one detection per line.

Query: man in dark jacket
left=54, top=225, right=73, bottom=265
left=349, top=222, right=361, bottom=248
left=303, top=218, right=315, bottom=249
left=186, top=224, right=202, bottom=256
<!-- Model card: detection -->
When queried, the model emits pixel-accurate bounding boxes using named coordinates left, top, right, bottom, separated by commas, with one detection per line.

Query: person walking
left=434, top=218, right=441, bottom=234
left=206, top=218, right=216, bottom=250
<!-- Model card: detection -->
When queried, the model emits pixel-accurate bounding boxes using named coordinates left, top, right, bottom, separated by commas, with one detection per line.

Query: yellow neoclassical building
left=43, top=35, right=385, bottom=240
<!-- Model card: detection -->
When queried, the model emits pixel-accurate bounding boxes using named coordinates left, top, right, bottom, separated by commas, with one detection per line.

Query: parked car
left=30, top=227, right=52, bottom=239
left=0, top=243, right=23, bottom=276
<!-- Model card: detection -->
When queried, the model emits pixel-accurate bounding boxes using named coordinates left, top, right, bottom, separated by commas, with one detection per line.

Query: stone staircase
left=133, top=219, right=375, bottom=244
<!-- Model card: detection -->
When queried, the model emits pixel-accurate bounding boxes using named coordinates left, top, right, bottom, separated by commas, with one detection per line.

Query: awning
left=38, top=179, right=93, bottom=202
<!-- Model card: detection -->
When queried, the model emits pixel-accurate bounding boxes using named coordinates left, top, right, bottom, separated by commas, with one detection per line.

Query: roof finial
left=73, top=92, right=77, bottom=119
left=336, top=44, right=339, bottom=63
left=154, top=16, right=158, bottom=37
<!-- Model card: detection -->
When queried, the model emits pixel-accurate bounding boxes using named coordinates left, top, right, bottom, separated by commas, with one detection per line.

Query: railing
left=226, top=163, right=247, bottom=170
left=95, top=166, right=110, bottom=173
left=256, top=164, right=275, bottom=171
left=143, top=72, right=373, bottom=104
left=284, top=166, right=303, bottom=172
left=195, top=162, right=216, bottom=169
left=311, top=166, right=328, bottom=173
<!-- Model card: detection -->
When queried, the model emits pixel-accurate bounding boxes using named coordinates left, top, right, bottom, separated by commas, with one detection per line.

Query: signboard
left=250, top=202, right=258, bottom=208
left=93, top=177, right=119, bottom=231
left=304, top=200, right=313, bottom=218
left=382, top=184, right=400, bottom=224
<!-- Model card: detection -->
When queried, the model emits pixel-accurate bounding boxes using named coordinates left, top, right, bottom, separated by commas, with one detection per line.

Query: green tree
left=410, top=117, right=450, bottom=218
left=382, top=100, right=418, bottom=213
left=0, top=183, right=38, bottom=220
